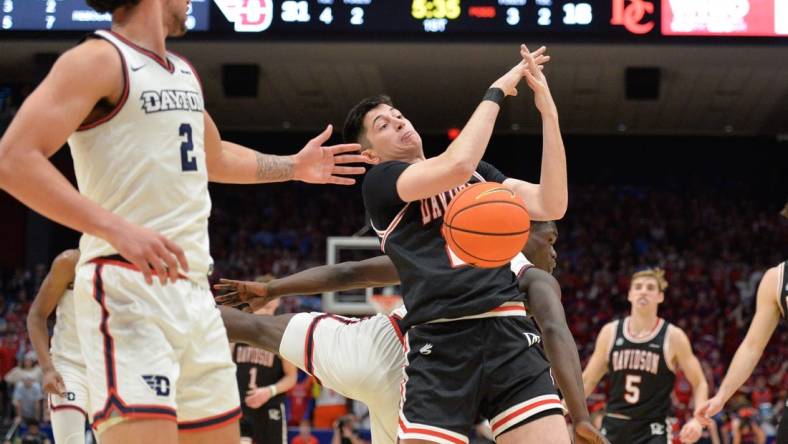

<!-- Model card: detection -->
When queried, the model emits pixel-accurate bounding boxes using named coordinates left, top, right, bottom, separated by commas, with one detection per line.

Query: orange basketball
left=441, top=182, right=530, bottom=268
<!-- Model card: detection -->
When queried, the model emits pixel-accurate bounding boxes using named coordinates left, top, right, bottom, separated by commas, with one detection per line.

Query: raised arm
left=502, top=46, right=567, bottom=221
left=26, top=249, right=80, bottom=396
left=520, top=268, right=609, bottom=444
left=395, top=46, right=548, bottom=202
left=0, top=40, right=186, bottom=285
left=582, top=322, right=615, bottom=398
left=214, top=255, right=400, bottom=309
left=697, top=266, right=781, bottom=422
left=204, top=113, right=371, bottom=185
left=671, top=326, right=708, bottom=443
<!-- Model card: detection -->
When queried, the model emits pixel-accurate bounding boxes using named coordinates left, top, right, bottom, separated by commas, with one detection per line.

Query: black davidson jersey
left=362, top=160, right=523, bottom=328
left=606, top=318, right=676, bottom=420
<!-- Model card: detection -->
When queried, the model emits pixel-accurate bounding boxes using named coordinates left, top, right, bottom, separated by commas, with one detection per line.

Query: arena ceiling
left=1, top=39, right=787, bottom=136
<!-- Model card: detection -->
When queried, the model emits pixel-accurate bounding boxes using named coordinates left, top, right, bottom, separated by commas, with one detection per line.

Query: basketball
left=442, top=182, right=531, bottom=268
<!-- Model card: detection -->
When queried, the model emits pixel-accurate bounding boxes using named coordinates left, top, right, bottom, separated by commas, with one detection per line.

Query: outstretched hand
left=520, top=44, right=557, bottom=115
left=293, top=124, right=377, bottom=185
left=214, top=279, right=274, bottom=312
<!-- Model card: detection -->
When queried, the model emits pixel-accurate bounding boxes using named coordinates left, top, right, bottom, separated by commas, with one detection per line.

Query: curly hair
left=86, top=0, right=141, bottom=14
left=631, top=267, right=669, bottom=292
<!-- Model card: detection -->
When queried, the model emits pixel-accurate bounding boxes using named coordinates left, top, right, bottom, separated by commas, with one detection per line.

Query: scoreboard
left=1, top=0, right=786, bottom=40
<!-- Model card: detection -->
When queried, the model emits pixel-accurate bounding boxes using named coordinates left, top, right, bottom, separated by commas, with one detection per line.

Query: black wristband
left=482, top=87, right=505, bottom=105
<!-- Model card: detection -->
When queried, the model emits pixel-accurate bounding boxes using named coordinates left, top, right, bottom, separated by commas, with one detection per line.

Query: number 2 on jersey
left=179, top=123, right=197, bottom=171
left=624, top=374, right=641, bottom=403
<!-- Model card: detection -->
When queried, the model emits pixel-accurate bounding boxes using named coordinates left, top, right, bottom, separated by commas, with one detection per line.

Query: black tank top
left=606, top=317, right=676, bottom=420
left=233, top=343, right=285, bottom=411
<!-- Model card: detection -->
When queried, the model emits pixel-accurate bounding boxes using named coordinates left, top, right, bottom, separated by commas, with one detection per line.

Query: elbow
left=542, top=194, right=568, bottom=220
left=453, top=160, right=476, bottom=181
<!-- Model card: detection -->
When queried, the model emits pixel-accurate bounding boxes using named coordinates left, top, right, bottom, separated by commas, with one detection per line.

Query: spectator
left=312, top=385, right=347, bottom=429
left=4, top=353, right=40, bottom=388
left=292, top=420, right=319, bottom=444
left=12, top=377, right=43, bottom=424
left=18, top=419, right=51, bottom=444
left=331, top=415, right=368, bottom=444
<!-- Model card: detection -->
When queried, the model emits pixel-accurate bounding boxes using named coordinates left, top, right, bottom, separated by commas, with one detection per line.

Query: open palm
left=293, top=124, right=376, bottom=185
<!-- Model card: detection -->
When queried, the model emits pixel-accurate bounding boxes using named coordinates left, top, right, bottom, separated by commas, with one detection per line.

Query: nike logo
left=131, top=64, right=146, bottom=72
left=180, top=69, right=192, bottom=75
left=419, top=343, right=433, bottom=355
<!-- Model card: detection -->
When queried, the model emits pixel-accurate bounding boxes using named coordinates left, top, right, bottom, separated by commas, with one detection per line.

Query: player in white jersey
left=0, top=1, right=369, bottom=442
left=216, top=222, right=608, bottom=444
left=27, top=249, right=89, bottom=444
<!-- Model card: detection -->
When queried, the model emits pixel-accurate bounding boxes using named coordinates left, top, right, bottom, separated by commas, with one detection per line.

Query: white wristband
left=267, top=384, right=278, bottom=397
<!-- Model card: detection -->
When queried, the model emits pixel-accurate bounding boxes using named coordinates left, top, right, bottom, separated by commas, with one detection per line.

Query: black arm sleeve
left=476, top=160, right=508, bottom=183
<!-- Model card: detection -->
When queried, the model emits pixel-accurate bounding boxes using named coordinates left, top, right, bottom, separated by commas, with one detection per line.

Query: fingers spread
left=330, top=176, right=356, bottom=185
left=332, top=166, right=366, bottom=176
left=327, top=144, right=363, bottom=155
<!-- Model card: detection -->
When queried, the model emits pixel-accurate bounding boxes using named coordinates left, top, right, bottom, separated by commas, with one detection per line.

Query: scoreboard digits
left=1, top=0, right=785, bottom=40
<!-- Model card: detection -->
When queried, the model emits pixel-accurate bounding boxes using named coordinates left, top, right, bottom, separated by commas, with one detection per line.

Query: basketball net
left=369, top=294, right=404, bottom=315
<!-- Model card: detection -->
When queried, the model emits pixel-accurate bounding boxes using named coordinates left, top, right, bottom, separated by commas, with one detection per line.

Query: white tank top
left=68, top=30, right=211, bottom=280
left=50, top=289, right=82, bottom=367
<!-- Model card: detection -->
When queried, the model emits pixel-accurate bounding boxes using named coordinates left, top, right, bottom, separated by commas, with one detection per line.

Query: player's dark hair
left=86, top=0, right=140, bottom=14
left=343, top=95, right=394, bottom=144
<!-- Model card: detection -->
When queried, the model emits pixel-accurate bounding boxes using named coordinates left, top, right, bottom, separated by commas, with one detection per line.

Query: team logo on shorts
left=268, top=408, right=281, bottom=421
left=523, top=332, right=541, bottom=347
left=419, top=343, right=433, bottom=355
left=650, top=422, right=665, bottom=435
left=142, top=375, right=171, bottom=397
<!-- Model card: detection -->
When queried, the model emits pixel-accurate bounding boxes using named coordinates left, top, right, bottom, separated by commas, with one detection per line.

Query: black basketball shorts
left=240, top=401, right=286, bottom=444
left=398, top=316, right=563, bottom=443
left=601, top=415, right=671, bottom=444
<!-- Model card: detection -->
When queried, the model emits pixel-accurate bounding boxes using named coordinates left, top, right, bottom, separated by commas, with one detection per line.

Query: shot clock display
left=1, top=0, right=785, bottom=40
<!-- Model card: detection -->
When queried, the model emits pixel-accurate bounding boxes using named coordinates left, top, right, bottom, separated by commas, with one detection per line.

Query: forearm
left=26, top=314, right=54, bottom=372
left=540, top=320, right=589, bottom=422
left=717, top=345, right=763, bottom=402
left=0, top=149, right=117, bottom=238
left=272, top=372, right=296, bottom=395
left=268, top=262, right=398, bottom=298
left=536, top=113, right=567, bottom=218
left=443, top=101, right=501, bottom=171
left=691, top=379, right=709, bottom=410
left=528, top=286, right=589, bottom=422
left=209, top=141, right=295, bottom=184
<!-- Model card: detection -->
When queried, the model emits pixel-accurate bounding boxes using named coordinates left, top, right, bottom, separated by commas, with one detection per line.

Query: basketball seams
left=442, top=182, right=530, bottom=268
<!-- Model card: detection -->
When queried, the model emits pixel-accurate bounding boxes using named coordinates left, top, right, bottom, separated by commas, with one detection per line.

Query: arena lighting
left=447, top=127, right=461, bottom=140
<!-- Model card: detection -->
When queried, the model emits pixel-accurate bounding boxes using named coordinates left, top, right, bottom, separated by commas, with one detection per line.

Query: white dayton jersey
left=278, top=255, right=533, bottom=444
left=49, top=288, right=91, bottom=418
left=67, top=29, right=211, bottom=279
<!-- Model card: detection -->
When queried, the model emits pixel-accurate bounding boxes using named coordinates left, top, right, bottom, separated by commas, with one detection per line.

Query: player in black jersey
left=697, top=260, right=787, bottom=443
left=232, top=291, right=296, bottom=444
left=344, top=45, right=572, bottom=443
left=582, top=268, right=710, bottom=444
left=216, top=222, right=609, bottom=444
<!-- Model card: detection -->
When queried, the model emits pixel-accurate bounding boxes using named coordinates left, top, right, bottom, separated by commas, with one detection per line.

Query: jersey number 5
left=180, top=123, right=197, bottom=172
left=624, top=374, right=641, bottom=404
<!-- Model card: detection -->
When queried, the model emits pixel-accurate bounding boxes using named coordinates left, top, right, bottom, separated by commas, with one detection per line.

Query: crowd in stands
left=0, top=175, right=784, bottom=442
